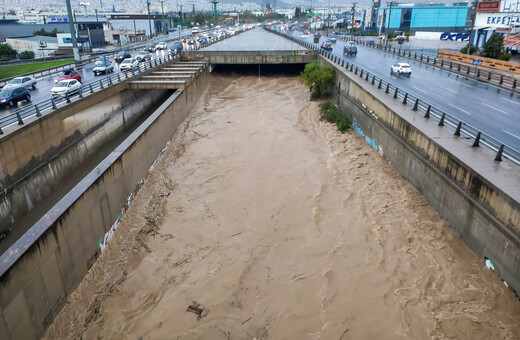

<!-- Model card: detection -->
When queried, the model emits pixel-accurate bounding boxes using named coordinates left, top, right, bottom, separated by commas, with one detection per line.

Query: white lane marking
left=500, top=97, right=520, bottom=106
left=480, top=102, right=510, bottom=115
left=412, top=86, right=427, bottom=94
left=448, top=103, right=472, bottom=115
left=444, top=77, right=472, bottom=87
left=443, top=87, right=458, bottom=94
left=503, top=130, right=520, bottom=140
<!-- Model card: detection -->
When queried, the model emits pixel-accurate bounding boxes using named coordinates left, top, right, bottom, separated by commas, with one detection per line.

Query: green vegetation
left=460, top=45, right=479, bottom=55
left=299, top=60, right=335, bottom=100
left=33, top=28, right=61, bottom=37
left=319, top=101, right=350, bottom=133
left=18, top=51, right=35, bottom=60
left=482, top=34, right=512, bottom=61
left=0, top=43, right=17, bottom=61
left=0, top=59, right=73, bottom=80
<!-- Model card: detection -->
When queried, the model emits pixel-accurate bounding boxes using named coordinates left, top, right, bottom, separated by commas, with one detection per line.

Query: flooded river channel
left=45, top=73, right=520, bottom=339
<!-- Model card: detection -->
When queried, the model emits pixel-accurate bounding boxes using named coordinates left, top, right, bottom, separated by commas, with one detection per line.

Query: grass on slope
left=0, top=59, right=74, bottom=80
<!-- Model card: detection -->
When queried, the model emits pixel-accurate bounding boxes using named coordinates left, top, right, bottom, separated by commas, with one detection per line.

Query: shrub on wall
left=299, top=60, right=335, bottom=100
left=319, top=101, right=350, bottom=133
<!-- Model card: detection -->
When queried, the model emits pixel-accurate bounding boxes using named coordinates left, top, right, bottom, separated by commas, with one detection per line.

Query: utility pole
left=327, top=0, right=330, bottom=35
left=147, top=0, right=153, bottom=39
left=160, top=0, right=165, bottom=33
left=467, top=0, right=478, bottom=55
left=351, top=2, right=357, bottom=39
left=65, top=0, right=81, bottom=62
left=95, top=8, right=98, bottom=21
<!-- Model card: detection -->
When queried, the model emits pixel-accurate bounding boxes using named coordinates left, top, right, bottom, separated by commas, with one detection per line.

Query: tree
left=0, top=43, right=16, bottom=61
left=33, top=28, right=60, bottom=37
left=194, top=13, right=205, bottom=26
left=19, top=50, right=35, bottom=59
left=482, top=33, right=504, bottom=59
left=299, top=60, right=336, bottom=100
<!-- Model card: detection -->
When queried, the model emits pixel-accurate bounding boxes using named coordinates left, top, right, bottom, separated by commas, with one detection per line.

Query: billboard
left=477, top=1, right=501, bottom=13
left=475, top=12, right=520, bottom=28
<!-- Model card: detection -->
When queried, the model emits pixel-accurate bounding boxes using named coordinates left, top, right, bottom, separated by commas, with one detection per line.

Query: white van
left=192, top=27, right=199, bottom=34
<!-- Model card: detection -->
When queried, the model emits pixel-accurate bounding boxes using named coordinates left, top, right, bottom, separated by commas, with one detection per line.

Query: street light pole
left=147, top=0, right=153, bottom=39
left=65, top=0, right=81, bottom=62
left=160, top=0, right=166, bottom=33
left=467, top=0, right=478, bottom=55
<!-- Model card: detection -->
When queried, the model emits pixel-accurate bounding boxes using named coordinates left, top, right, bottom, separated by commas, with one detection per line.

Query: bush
left=18, top=50, right=34, bottom=59
left=319, top=101, right=350, bottom=133
left=482, top=33, right=504, bottom=59
left=299, top=60, right=335, bottom=100
left=498, top=53, right=512, bottom=61
left=460, top=45, right=479, bottom=55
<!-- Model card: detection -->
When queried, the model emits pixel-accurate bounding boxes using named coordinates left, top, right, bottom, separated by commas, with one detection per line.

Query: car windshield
left=138, top=52, right=146, bottom=55
left=8, top=79, right=22, bottom=84
left=122, top=59, right=132, bottom=64
left=55, top=82, right=69, bottom=88
left=0, top=90, right=12, bottom=96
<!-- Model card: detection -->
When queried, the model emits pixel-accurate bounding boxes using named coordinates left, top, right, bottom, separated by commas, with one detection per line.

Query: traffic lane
left=291, top=31, right=520, bottom=149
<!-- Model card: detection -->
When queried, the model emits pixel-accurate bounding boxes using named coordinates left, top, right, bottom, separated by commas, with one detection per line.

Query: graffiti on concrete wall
left=354, top=122, right=384, bottom=156
left=440, top=32, right=470, bottom=41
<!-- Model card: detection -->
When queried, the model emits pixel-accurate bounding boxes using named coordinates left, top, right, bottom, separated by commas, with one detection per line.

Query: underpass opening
left=211, top=63, right=306, bottom=76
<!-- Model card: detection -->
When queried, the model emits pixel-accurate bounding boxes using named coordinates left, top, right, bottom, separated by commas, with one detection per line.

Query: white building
left=472, top=0, right=520, bottom=48
left=5, top=35, right=60, bottom=58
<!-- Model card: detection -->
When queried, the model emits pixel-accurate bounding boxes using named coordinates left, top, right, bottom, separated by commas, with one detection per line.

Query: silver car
left=3, top=76, right=37, bottom=90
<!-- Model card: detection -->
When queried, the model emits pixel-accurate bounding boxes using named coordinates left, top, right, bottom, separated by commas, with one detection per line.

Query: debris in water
left=187, top=301, right=204, bottom=319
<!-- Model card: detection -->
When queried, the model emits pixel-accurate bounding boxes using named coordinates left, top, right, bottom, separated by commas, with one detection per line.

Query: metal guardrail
left=0, top=28, right=249, bottom=136
left=268, top=28, right=520, bottom=166
left=347, top=37, right=519, bottom=94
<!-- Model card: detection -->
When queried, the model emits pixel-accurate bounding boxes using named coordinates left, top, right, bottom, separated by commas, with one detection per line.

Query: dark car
left=144, top=44, right=157, bottom=52
left=115, top=50, right=131, bottom=63
left=168, top=41, right=183, bottom=55
left=0, top=87, right=31, bottom=108
left=314, top=32, right=322, bottom=38
left=343, top=45, right=357, bottom=56
left=320, top=42, right=333, bottom=51
left=55, top=68, right=82, bottom=84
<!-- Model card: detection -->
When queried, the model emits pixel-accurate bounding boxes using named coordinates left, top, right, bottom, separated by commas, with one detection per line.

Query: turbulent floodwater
left=45, top=74, right=520, bottom=339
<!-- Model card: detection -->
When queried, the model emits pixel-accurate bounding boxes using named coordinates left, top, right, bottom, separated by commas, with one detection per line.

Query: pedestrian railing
left=0, top=27, right=250, bottom=135
left=267, top=28, right=520, bottom=166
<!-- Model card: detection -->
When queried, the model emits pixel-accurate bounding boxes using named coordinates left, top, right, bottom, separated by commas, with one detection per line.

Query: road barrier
left=0, top=27, right=250, bottom=135
left=267, top=28, right=520, bottom=166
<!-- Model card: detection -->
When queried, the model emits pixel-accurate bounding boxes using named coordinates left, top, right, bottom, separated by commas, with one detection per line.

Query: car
left=51, top=79, right=82, bottom=97
left=199, top=36, right=208, bottom=45
left=119, top=58, right=139, bottom=71
left=55, top=68, right=81, bottom=84
left=300, top=31, right=309, bottom=38
left=343, top=44, right=357, bottom=56
left=115, top=50, right=131, bottom=63
left=391, top=62, right=412, bottom=75
left=320, top=42, right=333, bottom=51
left=156, top=42, right=167, bottom=50
left=346, top=41, right=356, bottom=46
left=314, top=32, right=322, bottom=38
left=328, top=37, right=337, bottom=43
left=3, top=76, right=37, bottom=90
left=135, top=51, right=152, bottom=62
left=332, top=31, right=343, bottom=36
left=182, top=36, right=189, bottom=43
left=144, top=44, right=157, bottom=52
left=93, top=60, right=114, bottom=75
left=168, top=41, right=183, bottom=55
left=0, top=87, right=31, bottom=108
left=188, top=37, right=196, bottom=45
left=97, top=55, right=112, bottom=64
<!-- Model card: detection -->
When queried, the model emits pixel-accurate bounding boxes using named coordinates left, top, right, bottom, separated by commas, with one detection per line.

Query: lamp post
left=467, top=0, right=478, bottom=55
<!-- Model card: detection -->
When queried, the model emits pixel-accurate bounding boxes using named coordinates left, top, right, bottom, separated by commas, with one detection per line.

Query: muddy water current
left=45, top=74, right=520, bottom=339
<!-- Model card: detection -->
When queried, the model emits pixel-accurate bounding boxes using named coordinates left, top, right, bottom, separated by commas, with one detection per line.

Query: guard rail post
left=455, top=122, right=462, bottom=136
left=394, top=87, right=399, bottom=98
left=35, top=104, right=41, bottom=117
left=413, top=98, right=419, bottom=111
left=495, top=145, right=504, bottom=162
left=438, top=112, right=445, bottom=126
left=51, top=97, right=57, bottom=109
left=385, top=83, right=390, bottom=93
left=473, top=132, right=481, bottom=147
left=65, top=93, right=71, bottom=104
left=89, top=84, right=94, bottom=94
left=425, top=105, right=431, bottom=119
left=99, top=80, right=104, bottom=89
left=402, top=93, right=408, bottom=105
left=78, top=88, right=83, bottom=99
left=16, top=112, right=24, bottom=125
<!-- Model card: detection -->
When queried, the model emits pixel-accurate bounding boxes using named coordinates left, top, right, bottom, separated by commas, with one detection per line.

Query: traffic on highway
left=271, top=25, right=520, bottom=154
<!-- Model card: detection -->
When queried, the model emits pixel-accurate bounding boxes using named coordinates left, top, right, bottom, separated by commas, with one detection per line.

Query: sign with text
left=475, top=12, right=520, bottom=28
left=477, top=0, right=501, bottom=13
left=472, top=59, right=483, bottom=65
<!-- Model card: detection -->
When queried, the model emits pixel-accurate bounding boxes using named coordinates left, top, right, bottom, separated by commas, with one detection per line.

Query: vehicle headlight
left=0, top=99, right=6, bottom=103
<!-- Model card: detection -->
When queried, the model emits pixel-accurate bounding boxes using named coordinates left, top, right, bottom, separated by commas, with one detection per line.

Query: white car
left=135, top=51, right=152, bottom=62
left=93, top=60, right=114, bottom=75
left=156, top=42, right=167, bottom=50
left=120, top=58, right=139, bottom=71
left=51, top=79, right=82, bottom=97
left=391, top=62, right=412, bottom=75
left=300, top=33, right=309, bottom=38
left=3, top=76, right=37, bottom=90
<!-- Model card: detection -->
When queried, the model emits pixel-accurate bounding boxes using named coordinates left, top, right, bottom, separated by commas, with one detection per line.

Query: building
left=376, top=3, right=471, bottom=34
left=472, top=0, right=520, bottom=48
left=5, top=35, right=60, bottom=58
left=108, top=14, right=169, bottom=38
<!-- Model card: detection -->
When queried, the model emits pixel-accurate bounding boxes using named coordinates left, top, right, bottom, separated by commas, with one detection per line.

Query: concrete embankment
left=320, top=56, right=520, bottom=295
left=0, top=62, right=209, bottom=340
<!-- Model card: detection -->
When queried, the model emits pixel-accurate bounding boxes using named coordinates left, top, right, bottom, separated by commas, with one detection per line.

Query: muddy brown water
left=44, top=74, right=520, bottom=339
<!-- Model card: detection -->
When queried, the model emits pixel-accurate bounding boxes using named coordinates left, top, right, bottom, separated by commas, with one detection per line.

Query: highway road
left=289, top=29, right=520, bottom=152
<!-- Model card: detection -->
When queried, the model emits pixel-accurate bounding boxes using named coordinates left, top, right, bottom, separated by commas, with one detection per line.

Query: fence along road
left=269, top=28, right=520, bottom=166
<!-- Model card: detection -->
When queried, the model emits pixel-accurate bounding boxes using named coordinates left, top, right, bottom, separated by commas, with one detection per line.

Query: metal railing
left=267, top=28, right=520, bottom=166
left=346, top=37, right=519, bottom=94
left=0, top=27, right=250, bottom=135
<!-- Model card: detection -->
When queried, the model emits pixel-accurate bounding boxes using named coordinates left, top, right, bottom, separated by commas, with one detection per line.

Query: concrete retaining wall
left=0, top=85, right=167, bottom=231
left=323, top=56, right=520, bottom=295
left=184, top=50, right=316, bottom=64
left=0, top=65, right=208, bottom=340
